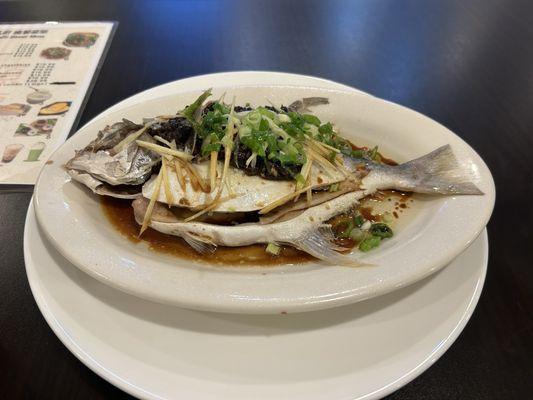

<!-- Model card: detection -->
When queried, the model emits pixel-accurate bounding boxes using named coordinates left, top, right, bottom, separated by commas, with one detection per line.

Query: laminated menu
left=0, top=21, right=114, bottom=184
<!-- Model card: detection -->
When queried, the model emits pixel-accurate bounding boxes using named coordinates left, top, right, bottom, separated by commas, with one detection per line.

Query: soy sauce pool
left=101, top=196, right=314, bottom=266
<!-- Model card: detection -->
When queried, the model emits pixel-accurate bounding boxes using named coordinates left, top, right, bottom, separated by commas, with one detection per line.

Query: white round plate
left=25, top=201, right=488, bottom=400
left=33, top=74, right=495, bottom=314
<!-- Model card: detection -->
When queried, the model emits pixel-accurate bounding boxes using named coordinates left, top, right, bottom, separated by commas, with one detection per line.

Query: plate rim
left=33, top=73, right=495, bottom=313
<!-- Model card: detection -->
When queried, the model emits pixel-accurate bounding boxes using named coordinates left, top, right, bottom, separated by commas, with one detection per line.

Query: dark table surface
left=1, top=0, right=532, bottom=399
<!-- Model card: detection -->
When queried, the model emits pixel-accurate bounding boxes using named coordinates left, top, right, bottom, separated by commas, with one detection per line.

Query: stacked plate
left=26, top=72, right=495, bottom=399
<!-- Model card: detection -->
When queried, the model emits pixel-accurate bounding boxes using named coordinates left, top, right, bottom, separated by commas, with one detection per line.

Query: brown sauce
left=361, top=190, right=412, bottom=220
left=101, top=196, right=313, bottom=266
left=359, top=207, right=380, bottom=222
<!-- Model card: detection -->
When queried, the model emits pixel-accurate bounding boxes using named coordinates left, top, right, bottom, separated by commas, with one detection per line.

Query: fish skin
left=132, top=191, right=369, bottom=266
left=259, top=180, right=359, bottom=224
left=67, top=140, right=158, bottom=185
left=142, top=161, right=345, bottom=212
left=83, top=119, right=142, bottom=152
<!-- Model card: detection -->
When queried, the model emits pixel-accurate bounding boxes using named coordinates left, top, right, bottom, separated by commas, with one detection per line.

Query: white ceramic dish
left=33, top=81, right=495, bottom=314
left=24, top=201, right=488, bottom=400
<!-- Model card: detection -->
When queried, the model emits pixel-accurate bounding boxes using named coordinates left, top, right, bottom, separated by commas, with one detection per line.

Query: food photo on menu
left=0, top=4, right=529, bottom=400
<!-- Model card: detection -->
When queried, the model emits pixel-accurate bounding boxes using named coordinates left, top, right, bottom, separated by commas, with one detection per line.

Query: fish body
left=142, top=144, right=482, bottom=212
left=142, top=161, right=345, bottom=212
left=132, top=190, right=367, bottom=266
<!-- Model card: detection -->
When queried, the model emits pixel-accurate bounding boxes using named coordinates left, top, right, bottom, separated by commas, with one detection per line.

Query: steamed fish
left=143, top=144, right=481, bottom=212
left=132, top=144, right=481, bottom=263
left=65, top=89, right=483, bottom=263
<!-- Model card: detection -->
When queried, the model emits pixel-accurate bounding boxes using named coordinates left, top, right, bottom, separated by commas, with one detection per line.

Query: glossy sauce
left=329, top=190, right=412, bottom=248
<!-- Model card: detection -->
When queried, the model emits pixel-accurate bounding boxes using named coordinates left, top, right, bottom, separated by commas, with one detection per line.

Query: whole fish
left=132, top=145, right=482, bottom=263
left=64, top=92, right=483, bottom=262
left=142, top=144, right=482, bottom=212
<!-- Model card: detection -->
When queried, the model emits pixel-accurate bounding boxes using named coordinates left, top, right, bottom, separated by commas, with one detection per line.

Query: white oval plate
left=33, top=82, right=495, bottom=314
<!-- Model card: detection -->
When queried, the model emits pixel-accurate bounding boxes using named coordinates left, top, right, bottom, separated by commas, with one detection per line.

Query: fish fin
left=94, top=187, right=142, bottom=199
left=68, top=169, right=143, bottom=199
left=182, top=232, right=217, bottom=254
left=366, top=145, right=483, bottom=195
left=288, top=97, right=329, bottom=112
left=291, top=225, right=363, bottom=267
left=402, top=145, right=483, bottom=194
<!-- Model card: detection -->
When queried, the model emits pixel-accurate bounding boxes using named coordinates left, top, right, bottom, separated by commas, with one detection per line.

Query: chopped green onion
left=201, top=142, right=221, bottom=154
left=351, top=149, right=364, bottom=158
left=353, top=215, right=364, bottom=227
left=303, top=123, right=319, bottom=136
left=258, top=117, right=269, bottom=131
left=277, top=113, right=291, bottom=123
left=212, top=102, right=229, bottom=114
left=318, top=122, right=333, bottom=135
left=369, top=223, right=393, bottom=238
left=238, top=125, right=252, bottom=137
left=295, top=173, right=306, bottom=189
left=183, top=89, right=212, bottom=121
left=369, top=146, right=379, bottom=160
left=349, top=228, right=366, bottom=242
left=266, top=242, right=281, bottom=256
left=257, top=107, right=276, bottom=120
left=359, top=236, right=381, bottom=252
left=329, top=183, right=340, bottom=192
left=339, top=220, right=355, bottom=238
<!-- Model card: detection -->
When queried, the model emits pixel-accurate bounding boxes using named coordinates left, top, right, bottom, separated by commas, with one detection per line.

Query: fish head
left=66, top=121, right=161, bottom=187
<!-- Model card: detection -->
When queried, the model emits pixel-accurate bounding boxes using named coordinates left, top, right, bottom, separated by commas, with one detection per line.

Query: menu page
left=0, top=21, right=114, bottom=184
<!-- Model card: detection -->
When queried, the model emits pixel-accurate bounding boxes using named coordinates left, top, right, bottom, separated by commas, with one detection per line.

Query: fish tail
left=365, top=145, right=483, bottom=195
left=402, top=145, right=483, bottom=194
left=291, top=225, right=363, bottom=267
